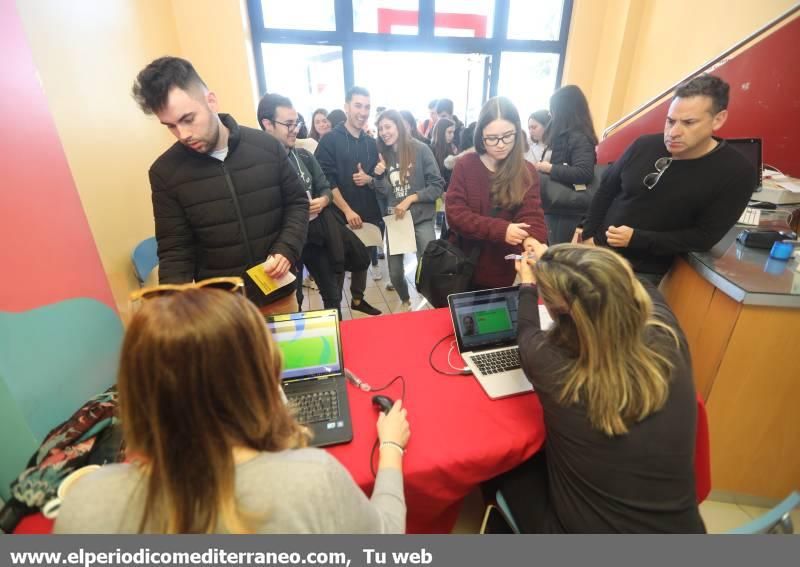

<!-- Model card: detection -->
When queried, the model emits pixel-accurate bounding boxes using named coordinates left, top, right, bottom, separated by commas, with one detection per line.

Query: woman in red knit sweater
left=445, top=97, right=547, bottom=289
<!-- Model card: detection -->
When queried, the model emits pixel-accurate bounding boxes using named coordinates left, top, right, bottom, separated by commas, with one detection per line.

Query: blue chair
left=727, top=491, right=799, bottom=534
left=131, top=237, right=158, bottom=286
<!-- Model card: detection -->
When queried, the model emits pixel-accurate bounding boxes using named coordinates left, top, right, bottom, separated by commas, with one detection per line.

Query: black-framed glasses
left=643, top=157, right=673, bottom=190
left=273, top=119, right=304, bottom=132
left=483, top=131, right=517, bottom=147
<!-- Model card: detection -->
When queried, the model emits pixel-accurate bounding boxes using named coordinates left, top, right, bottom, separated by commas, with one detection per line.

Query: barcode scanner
left=372, top=395, right=394, bottom=414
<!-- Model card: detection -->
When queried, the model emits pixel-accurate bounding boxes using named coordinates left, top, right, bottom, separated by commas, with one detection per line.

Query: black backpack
left=415, top=237, right=479, bottom=308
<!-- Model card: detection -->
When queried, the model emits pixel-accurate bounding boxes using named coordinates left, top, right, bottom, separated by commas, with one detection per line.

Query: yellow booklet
left=246, top=262, right=297, bottom=296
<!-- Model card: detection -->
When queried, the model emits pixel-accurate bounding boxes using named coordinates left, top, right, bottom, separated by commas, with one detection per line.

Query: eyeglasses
left=129, top=277, right=245, bottom=304
left=273, top=119, right=304, bottom=132
left=643, top=157, right=673, bottom=190
left=483, top=131, right=517, bottom=147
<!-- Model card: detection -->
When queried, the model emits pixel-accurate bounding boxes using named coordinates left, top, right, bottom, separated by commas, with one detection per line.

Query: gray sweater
left=374, top=139, right=444, bottom=224
left=54, top=448, right=405, bottom=534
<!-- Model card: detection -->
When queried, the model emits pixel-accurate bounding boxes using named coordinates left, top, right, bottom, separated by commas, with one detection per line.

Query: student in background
left=504, top=243, right=704, bottom=533
left=445, top=97, right=547, bottom=290
left=535, top=85, right=598, bottom=244
left=315, top=86, right=384, bottom=315
left=430, top=117, right=457, bottom=186
left=374, top=110, right=444, bottom=311
left=434, top=98, right=464, bottom=150
left=258, top=93, right=340, bottom=313
left=309, top=108, right=331, bottom=142
left=420, top=99, right=438, bottom=138
left=400, top=110, right=430, bottom=145
left=525, top=110, right=551, bottom=164
left=55, top=288, right=409, bottom=533
left=327, top=109, right=347, bottom=130
left=582, top=74, right=754, bottom=283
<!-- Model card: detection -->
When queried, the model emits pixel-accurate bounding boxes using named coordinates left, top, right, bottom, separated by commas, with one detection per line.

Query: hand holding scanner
left=372, top=395, right=394, bottom=414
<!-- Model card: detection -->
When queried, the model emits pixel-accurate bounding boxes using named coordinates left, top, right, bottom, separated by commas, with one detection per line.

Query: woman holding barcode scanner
left=54, top=284, right=410, bottom=533
left=496, top=242, right=704, bottom=533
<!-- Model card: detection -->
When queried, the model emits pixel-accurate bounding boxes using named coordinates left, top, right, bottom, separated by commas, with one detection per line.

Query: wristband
left=380, top=441, right=405, bottom=456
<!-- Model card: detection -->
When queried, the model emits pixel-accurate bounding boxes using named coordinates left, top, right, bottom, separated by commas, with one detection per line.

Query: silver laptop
left=448, top=286, right=533, bottom=399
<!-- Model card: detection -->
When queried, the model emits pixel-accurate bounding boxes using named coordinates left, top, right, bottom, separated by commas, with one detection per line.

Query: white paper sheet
left=347, top=222, right=384, bottom=247
left=538, top=305, right=554, bottom=330
left=383, top=213, right=417, bottom=255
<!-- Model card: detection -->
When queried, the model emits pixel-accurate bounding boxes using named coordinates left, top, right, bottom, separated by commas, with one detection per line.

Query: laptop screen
left=726, top=138, right=762, bottom=190
left=449, top=287, right=520, bottom=352
left=266, top=309, right=342, bottom=381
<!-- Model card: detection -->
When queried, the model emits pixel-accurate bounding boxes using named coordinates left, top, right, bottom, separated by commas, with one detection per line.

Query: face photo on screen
left=452, top=289, right=520, bottom=350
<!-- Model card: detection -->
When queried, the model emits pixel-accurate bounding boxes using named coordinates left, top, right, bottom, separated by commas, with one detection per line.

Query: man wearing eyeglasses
left=581, top=74, right=754, bottom=282
left=257, top=92, right=342, bottom=315
left=132, top=57, right=309, bottom=314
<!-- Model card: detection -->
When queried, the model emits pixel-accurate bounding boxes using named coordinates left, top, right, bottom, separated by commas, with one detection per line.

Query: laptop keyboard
left=288, top=390, right=340, bottom=424
left=471, top=348, right=522, bottom=375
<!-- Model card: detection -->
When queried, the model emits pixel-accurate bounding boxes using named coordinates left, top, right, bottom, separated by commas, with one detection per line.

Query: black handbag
left=415, top=236, right=479, bottom=308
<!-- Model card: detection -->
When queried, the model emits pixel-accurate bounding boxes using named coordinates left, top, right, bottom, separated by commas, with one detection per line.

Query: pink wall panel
left=597, top=15, right=800, bottom=177
left=0, top=0, right=116, bottom=312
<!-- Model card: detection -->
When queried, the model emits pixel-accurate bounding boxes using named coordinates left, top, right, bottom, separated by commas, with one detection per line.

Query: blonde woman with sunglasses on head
left=55, top=282, right=410, bottom=533
left=498, top=244, right=705, bottom=533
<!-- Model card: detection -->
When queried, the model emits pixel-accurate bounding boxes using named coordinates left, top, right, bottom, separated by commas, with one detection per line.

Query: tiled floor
left=299, top=254, right=431, bottom=319
left=450, top=488, right=800, bottom=534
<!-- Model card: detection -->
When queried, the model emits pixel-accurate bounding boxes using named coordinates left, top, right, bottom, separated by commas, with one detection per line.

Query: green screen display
left=279, top=335, right=337, bottom=371
left=475, top=308, right=512, bottom=334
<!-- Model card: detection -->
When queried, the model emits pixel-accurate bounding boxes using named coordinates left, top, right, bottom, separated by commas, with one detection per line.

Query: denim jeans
left=387, top=219, right=435, bottom=302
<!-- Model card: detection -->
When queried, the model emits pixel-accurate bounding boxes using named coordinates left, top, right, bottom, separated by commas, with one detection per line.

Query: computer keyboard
left=288, top=390, right=340, bottom=424
left=471, top=348, right=522, bottom=375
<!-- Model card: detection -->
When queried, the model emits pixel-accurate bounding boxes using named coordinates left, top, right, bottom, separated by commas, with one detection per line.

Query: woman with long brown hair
left=445, top=96, right=547, bottom=289
left=430, top=117, right=457, bottom=186
left=502, top=243, right=704, bottom=533
left=54, top=286, right=410, bottom=533
left=309, top=108, right=331, bottom=141
left=374, top=110, right=444, bottom=310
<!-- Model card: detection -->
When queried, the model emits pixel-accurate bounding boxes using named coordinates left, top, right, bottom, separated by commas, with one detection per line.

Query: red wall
left=597, top=15, right=800, bottom=176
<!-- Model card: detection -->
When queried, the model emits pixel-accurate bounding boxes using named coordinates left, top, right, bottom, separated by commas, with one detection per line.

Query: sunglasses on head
left=129, top=277, right=245, bottom=304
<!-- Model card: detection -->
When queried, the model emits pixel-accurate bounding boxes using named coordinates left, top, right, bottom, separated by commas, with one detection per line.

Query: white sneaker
left=385, top=282, right=395, bottom=291
left=372, top=269, right=383, bottom=281
left=302, top=276, right=318, bottom=291
left=400, top=301, right=412, bottom=312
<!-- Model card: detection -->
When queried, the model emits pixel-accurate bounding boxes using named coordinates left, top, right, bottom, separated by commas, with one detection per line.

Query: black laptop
left=265, top=309, right=353, bottom=447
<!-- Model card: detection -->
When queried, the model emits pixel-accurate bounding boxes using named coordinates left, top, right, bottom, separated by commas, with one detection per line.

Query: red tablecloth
left=15, top=308, right=710, bottom=534
left=327, top=308, right=545, bottom=534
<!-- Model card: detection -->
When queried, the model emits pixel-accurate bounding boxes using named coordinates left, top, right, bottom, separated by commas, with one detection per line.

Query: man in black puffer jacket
left=132, top=57, right=308, bottom=313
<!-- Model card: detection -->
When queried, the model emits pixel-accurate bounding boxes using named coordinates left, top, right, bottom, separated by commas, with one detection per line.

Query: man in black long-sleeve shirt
left=582, top=75, right=754, bottom=279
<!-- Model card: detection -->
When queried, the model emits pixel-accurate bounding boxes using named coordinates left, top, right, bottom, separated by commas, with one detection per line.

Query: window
left=260, top=0, right=336, bottom=31
left=507, top=0, right=564, bottom=41
left=248, top=1, right=573, bottom=118
left=261, top=44, right=344, bottom=117
left=433, top=0, right=495, bottom=38
left=353, top=0, right=420, bottom=35
left=497, top=52, right=560, bottom=124
left=353, top=51, right=489, bottom=125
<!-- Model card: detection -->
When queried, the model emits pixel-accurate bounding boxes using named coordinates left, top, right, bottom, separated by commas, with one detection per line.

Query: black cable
left=428, top=334, right=471, bottom=376
left=369, top=375, right=406, bottom=478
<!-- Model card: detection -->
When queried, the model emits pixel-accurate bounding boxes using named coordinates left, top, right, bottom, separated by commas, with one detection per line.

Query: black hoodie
left=314, top=123, right=381, bottom=223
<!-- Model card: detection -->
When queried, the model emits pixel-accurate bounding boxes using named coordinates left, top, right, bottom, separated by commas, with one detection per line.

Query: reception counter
left=660, top=226, right=799, bottom=501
